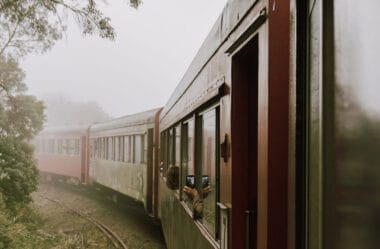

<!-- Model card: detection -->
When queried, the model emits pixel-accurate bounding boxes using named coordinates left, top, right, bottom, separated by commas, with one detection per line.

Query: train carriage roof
left=90, top=108, right=161, bottom=133
left=38, top=124, right=90, bottom=137
left=160, top=0, right=257, bottom=121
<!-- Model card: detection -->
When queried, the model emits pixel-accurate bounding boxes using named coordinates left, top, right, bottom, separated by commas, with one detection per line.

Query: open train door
left=229, top=8, right=268, bottom=249
left=230, top=3, right=290, bottom=249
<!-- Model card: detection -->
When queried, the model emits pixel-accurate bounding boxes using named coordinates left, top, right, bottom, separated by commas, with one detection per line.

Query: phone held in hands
left=186, top=175, right=209, bottom=188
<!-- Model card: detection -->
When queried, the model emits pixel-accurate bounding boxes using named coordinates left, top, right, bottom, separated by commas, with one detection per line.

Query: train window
left=100, top=137, right=106, bottom=159
left=48, top=139, right=55, bottom=154
left=143, top=134, right=148, bottom=163
left=54, top=139, right=59, bottom=154
left=160, top=131, right=167, bottom=175
left=107, top=137, right=113, bottom=160
left=199, top=106, right=220, bottom=237
left=168, top=129, right=174, bottom=167
left=74, top=139, right=80, bottom=155
left=114, top=136, right=119, bottom=161
left=57, top=139, right=63, bottom=154
left=142, top=134, right=147, bottom=163
left=131, top=136, right=135, bottom=163
left=124, top=136, right=131, bottom=163
left=312, top=2, right=380, bottom=249
left=174, top=126, right=181, bottom=193
left=175, top=125, right=181, bottom=167
left=119, top=136, right=124, bottom=161
left=67, top=139, right=75, bottom=155
left=134, top=135, right=142, bottom=164
left=181, top=119, right=194, bottom=208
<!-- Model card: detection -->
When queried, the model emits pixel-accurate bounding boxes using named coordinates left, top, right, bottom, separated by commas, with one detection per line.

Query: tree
left=0, top=0, right=142, bottom=57
left=0, top=55, right=44, bottom=211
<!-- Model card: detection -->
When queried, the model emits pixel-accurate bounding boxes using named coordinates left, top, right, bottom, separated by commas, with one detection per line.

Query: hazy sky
left=21, top=0, right=228, bottom=118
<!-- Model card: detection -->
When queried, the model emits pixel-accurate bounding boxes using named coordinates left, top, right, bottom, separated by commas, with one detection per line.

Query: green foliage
left=0, top=0, right=143, bottom=57
left=0, top=137, right=39, bottom=211
left=0, top=55, right=44, bottom=212
left=0, top=56, right=45, bottom=140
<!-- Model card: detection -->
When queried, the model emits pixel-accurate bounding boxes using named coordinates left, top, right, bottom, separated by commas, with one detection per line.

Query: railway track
left=39, top=195, right=128, bottom=249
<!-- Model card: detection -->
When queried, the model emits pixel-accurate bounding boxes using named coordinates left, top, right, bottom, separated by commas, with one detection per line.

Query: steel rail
left=39, top=195, right=128, bottom=249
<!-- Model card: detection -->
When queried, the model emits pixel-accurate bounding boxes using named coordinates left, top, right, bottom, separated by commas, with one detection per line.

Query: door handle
left=245, top=210, right=254, bottom=249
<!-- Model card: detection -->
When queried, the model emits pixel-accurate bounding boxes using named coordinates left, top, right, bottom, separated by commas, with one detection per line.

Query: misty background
left=22, top=0, right=228, bottom=125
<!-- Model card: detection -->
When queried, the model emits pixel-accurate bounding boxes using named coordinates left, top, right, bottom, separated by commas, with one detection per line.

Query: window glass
left=100, top=138, right=104, bottom=159
left=201, top=108, right=218, bottom=237
left=124, top=136, right=130, bottom=162
left=74, top=139, right=80, bottom=155
left=107, top=137, right=113, bottom=160
left=322, top=2, right=380, bottom=248
left=175, top=125, right=181, bottom=167
left=57, top=139, right=62, bottom=154
left=160, top=132, right=167, bottom=174
left=130, top=136, right=135, bottom=163
left=168, top=129, right=174, bottom=167
left=49, top=139, right=55, bottom=154
left=182, top=119, right=194, bottom=208
left=143, top=134, right=147, bottom=163
left=114, top=136, right=119, bottom=161
left=135, top=135, right=142, bottom=163
left=119, top=136, right=124, bottom=161
left=67, top=139, right=75, bottom=155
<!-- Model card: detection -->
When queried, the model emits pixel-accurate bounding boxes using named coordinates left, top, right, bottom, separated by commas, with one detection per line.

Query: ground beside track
left=32, top=182, right=167, bottom=249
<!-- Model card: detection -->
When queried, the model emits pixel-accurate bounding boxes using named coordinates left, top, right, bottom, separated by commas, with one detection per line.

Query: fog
left=22, top=0, right=228, bottom=118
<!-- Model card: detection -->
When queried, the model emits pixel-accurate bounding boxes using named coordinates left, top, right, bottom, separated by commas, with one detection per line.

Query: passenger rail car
left=32, top=0, right=380, bottom=248
left=88, top=108, right=162, bottom=214
left=34, top=125, right=90, bottom=184
left=159, top=0, right=380, bottom=249
left=158, top=0, right=287, bottom=248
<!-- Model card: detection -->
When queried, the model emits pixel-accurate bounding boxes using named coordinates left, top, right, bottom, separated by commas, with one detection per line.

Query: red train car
left=34, top=125, right=90, bottom=184
left=158, top=0, right=291, bottom=248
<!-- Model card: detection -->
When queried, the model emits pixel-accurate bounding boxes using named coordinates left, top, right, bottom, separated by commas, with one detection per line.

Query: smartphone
left=186, top=175, right=209, bottom=188
left=202, top=175, right=209, bottom=188
left=186, top=175, right=195, bottom=188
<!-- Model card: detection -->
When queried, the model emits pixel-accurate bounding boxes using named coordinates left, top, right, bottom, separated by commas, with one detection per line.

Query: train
left=34, top=0, right=380, bottom=249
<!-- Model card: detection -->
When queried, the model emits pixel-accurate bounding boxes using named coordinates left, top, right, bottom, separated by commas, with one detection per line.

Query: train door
left=146, top=128, right=154, bottom=214
left=231, top=29, right=265, bottom=248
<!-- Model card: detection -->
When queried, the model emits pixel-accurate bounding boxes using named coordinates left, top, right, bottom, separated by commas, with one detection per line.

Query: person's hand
left=202, top=186, right=212, bottom=198
left=183, top=186, right=199, bottom=200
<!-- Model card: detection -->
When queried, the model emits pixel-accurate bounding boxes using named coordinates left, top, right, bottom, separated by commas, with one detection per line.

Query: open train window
left=48, top=139, right=55, bottom=154
left=124, top=136, right=131, bottom=163
left=134, top=135, right=142, bottom=164
left=119, top=136, right=124, bottom=161
left=107, top=137, right=113, bottom=160
left=143, top=134, right=147, bottom=163
left=114, top=136, right=119, bottom=161
left=160, top=131, right=167, bottom=175
left=168, top=129, right=174, bottom=168
left=197, top=105, right=220, bottom=238
left=181, top=118, right=195, bottom=209
left=74, top=139, right=80, bottom=155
